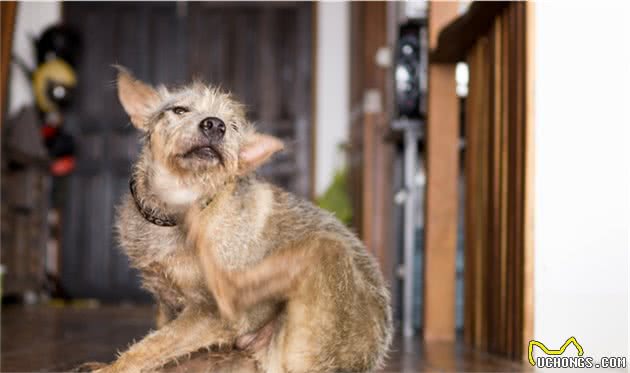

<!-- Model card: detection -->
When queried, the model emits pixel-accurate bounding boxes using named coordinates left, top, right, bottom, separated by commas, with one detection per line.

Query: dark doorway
left=61, top=2, right=313, bottom=300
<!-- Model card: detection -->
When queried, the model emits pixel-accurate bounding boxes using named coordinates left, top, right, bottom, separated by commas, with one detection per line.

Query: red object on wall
left=51, top=155, right=75, bottom=176
left=41, top=124, right=58, bottom=139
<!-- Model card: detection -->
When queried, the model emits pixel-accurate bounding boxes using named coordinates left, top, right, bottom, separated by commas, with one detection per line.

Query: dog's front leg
left=95, top=307, right=235, bottom=373
left=195, top=242, right=305, bottom=321
left=200, top=238, right=338, bottom=320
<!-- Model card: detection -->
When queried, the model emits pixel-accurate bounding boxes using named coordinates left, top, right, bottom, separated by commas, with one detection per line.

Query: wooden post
left=348, top=2, right=393, bottom=279
left=423, top=1, right=460, bottom=341
left=1, top=1, right=17, bottom=127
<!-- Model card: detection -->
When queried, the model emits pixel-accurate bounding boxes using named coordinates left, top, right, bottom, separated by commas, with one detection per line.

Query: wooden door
left=61, top=2, right=312, bottom=300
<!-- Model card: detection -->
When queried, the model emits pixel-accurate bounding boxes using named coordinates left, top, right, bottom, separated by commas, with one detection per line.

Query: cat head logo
left=528, top=337, right=584, bottom=366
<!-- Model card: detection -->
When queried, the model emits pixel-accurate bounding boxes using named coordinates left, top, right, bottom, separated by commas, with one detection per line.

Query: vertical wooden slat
left=518, top=2, right=528, bottom=359
left=522, top=1, right=536, bottom=362
left=463, top=42, right=478, bottom=348
left=424, top=1, right=460, bottom=342
left=472, top=36, right=491, bottom=350
left=489, top=15, right=500, bottom=353
left=472, top=41, right=482, bottom=346
left=484, top=40, right=493, bottom=350
left=487, top=12, right=502, bottom=352
left=501, top=8, right=511, bottom=355
left=507, top=4, right=519, bottom=358
left=505, top=4, right=513, bottom=357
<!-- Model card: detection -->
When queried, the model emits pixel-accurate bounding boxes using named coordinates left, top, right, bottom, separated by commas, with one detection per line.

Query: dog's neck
left=130, top=161, right=239, bottom=227
left=150, top=163, right=204, bottom=211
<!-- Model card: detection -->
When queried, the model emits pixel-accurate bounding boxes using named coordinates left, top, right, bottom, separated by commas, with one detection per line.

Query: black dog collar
left=129, top=176, right=178, bottom=227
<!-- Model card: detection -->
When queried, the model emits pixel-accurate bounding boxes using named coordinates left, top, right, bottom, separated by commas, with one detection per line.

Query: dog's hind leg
left=94, top=307, right=237, bottom=373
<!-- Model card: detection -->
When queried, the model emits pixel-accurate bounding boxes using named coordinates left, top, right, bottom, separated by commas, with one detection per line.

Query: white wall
left=315, top=2, right=350, bottom=196
left=8, top=1, right=61, bottom=116
left=534, top=2, right=629, bottom=360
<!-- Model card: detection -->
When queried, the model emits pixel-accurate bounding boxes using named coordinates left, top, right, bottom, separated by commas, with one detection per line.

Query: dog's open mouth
left=183, top=144, right=223, bottom=163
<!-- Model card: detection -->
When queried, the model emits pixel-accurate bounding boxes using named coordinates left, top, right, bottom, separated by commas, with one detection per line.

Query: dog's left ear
left=238, top=133, right=284, bottom=175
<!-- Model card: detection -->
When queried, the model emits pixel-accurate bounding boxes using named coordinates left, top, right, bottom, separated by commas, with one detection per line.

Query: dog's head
left=117, top=67, right=283, bottom=204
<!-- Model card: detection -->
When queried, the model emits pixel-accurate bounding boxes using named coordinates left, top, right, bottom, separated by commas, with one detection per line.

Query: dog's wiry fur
left=90, top=68, right=392, bottom=373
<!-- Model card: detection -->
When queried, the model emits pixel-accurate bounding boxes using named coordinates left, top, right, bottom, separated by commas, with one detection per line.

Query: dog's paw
left=72, top=361, right=108, bottom=372
left=210, top=274, right=240, bottom=320
left=215, top=288, right=239, bottom=320
left=235, top=317, right=276, bottom=352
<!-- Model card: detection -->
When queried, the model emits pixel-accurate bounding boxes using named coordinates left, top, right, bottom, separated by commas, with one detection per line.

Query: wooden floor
left=1, top=305, right=528, bottom=372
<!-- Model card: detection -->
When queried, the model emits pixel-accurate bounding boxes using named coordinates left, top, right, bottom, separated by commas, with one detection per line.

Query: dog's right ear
left=238, top=133, right=284, bottom=175
left=116, top=66, right=160, bottom=131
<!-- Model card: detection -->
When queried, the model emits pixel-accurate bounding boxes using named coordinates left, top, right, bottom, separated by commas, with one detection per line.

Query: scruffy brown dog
left=88, top=68, right=392, bottom=373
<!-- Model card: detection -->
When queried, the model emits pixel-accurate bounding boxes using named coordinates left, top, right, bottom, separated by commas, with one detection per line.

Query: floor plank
left=1, top=305, right=528, bottom=372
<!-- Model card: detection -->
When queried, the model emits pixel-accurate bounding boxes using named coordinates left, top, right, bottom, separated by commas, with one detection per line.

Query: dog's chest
left=199, top=186, right=275, bottom=271
left=210, top=225, right=268, bottom=271
left=126, top=221, right=208, bottom=306
left=141, top=247, right=209, bottom=307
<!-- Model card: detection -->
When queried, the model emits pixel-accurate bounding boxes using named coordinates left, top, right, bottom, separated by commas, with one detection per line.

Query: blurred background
left=1, top=1, right=628, bottom=372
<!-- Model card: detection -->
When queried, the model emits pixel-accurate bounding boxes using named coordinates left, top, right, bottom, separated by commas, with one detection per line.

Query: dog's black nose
left=199, top=117, right=226, bottom=140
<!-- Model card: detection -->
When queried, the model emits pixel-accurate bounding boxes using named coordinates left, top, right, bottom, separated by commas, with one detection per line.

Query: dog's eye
left=171, top=106, right=189, bottom=115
